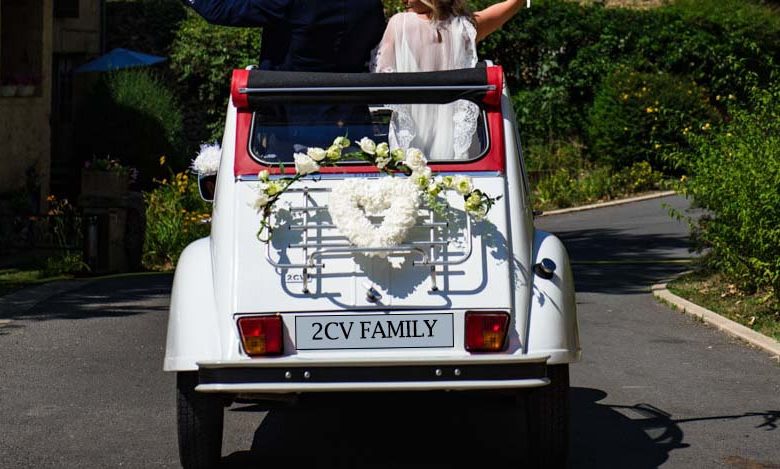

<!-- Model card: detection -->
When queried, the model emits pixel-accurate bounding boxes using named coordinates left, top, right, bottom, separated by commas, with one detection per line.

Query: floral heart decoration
left=243, top=136, right=500, bottom=243
left=328, top=178, right=420, bottom=255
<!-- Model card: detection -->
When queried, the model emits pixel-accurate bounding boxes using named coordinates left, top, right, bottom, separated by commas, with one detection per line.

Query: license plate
left=295, top=313, right=454, bottom=350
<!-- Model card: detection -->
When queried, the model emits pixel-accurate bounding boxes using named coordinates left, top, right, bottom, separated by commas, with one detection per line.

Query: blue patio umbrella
left=74, top=48, right=167, bottom=73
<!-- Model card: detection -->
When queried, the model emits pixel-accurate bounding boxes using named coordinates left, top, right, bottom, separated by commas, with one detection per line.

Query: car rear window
left=249, top=101, right=489, bottom=164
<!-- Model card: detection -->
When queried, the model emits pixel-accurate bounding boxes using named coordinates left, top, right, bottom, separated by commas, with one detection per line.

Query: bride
left=372, top=0, right=523, bottom=160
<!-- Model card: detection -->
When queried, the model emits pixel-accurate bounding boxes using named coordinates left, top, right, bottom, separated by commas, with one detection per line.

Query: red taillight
left=238, top=315, right=283, bottom=356
left=465, top=311, right=510, bottom=352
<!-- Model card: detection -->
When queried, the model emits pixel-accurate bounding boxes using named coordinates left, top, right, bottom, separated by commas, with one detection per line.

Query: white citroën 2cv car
left=164, top=63, right=580, bottom=468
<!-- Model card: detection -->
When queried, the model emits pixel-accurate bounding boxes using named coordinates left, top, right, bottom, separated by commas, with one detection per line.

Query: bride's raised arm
left=473, top=0, right=523, bottom=43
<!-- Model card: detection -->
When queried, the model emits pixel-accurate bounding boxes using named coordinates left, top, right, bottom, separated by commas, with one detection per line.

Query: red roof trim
left=234, top=66, right=506, bottom=176
left=231, top=69, right=249, bottom=109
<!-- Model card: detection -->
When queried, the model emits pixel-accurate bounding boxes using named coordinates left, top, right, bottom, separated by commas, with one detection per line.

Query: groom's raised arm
left=183, top=0, right=288, bottom=27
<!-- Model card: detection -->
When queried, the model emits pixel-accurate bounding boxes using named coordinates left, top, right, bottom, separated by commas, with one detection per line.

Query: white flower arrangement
left=191, top=142, right=222, bottom=176
left=251, top=136, right=501, bottom=244
left=328, top=178, right=420, bottom=254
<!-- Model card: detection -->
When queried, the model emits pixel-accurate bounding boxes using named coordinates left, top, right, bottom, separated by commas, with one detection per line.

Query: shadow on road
left=547, top=227, right=698, bottom=294
left=0, top=274, right=172, bottom=321
left=215, top=387, right=779, bottom=468
left=554, top=228, right=694, bottom=263
left=571, top=263, right=692, bottom=295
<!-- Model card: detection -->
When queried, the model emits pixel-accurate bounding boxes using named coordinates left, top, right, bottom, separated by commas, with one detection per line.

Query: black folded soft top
left=231, top=64, right=502, bottom=107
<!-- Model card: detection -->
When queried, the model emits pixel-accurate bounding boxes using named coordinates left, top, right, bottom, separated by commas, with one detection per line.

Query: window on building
left=54, top=0, right=79, bottom=18
left=0, top=0, right=44, bottom=97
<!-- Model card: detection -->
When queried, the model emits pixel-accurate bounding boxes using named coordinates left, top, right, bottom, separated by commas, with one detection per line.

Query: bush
left=106, top=0, right=187, bottom=57
left=675, top=85, right=780, bottom=299
left=587, top=68, right=720, bottom=171
left=478, top=0, right=780, bottom=146
left=75, top=69, right=186, bottom=187
left=527, top=140, right=665, bottom=210
left=169, top=12, right=261, bottom=143
left=143, top=169, right=211, bottom=270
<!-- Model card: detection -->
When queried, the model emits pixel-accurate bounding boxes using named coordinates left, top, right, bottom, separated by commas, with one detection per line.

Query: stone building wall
left=0, top=0, right=53, bottom=206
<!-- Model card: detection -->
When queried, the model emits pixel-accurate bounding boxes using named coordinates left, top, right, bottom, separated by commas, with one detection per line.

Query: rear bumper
left=195, top=355, right=550, bottom=393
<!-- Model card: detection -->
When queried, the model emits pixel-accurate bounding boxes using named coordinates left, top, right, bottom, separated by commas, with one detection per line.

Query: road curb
left=538, top=190, right=678, bottom=217
left=0, top=271, right=170, bottom=318
left=652, top=283, right=780, bottom=361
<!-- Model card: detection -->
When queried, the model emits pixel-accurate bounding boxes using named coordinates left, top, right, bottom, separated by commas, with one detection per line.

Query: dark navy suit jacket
left=185, top=0, right=386, bottom=72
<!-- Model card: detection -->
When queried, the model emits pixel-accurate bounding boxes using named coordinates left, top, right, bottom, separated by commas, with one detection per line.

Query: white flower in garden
left=258, top=170, right=270, bottom=181
left=358, top=137, right=377, bottom=155
left=326, top=144, right=342, bottom=160
left=391, top=148, right=405, bottom=162
left=294, top=152, right=320, bottom=175
left=404, top=148, right=427, bottom=172
left=191, top=142, right=221, bottom=176
left=307, top=147, right=327, bottom=162
left=454, top=175, right=473, bottom=195
left=333, top=136, right=351, bottom=148
left=376, top=142, right=390, bottom=159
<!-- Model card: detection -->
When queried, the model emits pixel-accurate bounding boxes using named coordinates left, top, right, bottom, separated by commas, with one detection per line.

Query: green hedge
left=479, top=0, right=780, bottom=161
left=674, top=85, right=780, bottom=299
left=169, top=11, right=261, bottom=144
left=75, top=69, right=186, bottom=187
left=587, top=68, right=719, bottom=171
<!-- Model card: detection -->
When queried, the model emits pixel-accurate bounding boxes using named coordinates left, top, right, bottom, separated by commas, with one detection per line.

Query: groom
left=183, top=0, right=386, bottom=72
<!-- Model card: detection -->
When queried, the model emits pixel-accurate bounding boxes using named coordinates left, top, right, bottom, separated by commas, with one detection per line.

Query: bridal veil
left=372, top=13, right=480, bottom=160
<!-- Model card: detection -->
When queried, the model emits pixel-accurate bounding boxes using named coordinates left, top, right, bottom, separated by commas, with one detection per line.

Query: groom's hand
left=184, top=0, right=288, bottom=27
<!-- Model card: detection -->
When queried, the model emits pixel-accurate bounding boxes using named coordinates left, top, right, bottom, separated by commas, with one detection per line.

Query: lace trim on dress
left=452, top=19, right=479, bottom=159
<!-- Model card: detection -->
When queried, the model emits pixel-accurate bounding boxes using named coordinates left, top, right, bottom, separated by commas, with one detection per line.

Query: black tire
left=525, top=364, right=570, bottom=469
left=177, top=371, right=224, bottom=469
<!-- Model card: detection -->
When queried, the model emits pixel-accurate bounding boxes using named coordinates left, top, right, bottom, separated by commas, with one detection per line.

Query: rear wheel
left=525, top=364, right=570, bottom=469
left=177, top=371, right=224, bottom=469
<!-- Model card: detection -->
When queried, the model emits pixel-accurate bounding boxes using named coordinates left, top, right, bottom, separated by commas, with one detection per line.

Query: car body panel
left=164, top=66, right=580, bottom=391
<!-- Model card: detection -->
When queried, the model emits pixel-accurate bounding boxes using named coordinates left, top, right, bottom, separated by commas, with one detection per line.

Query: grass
left=667, top=270, right=780, bottom=342
left=0, top=268, right=73, bottom=297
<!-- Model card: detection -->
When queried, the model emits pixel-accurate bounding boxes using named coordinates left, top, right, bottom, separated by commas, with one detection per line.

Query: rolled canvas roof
left=231, top=65, right=502, bottom=108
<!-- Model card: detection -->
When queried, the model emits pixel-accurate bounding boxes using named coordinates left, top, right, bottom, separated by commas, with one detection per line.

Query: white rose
left=266, top=181, right=283, bottom=196
left=307, top=147, right=327, bottom=161
left=333, top=136, right=350, bottom=148
left=258, top=170, right=270, bottom=181
left=391, top=148, right=405, bottom=161
left=454, top=175, right=473, bottom=195
left=467, top=206, right=487, bottom=221
left=404, top=148, right=427, bottom=172
left=253, top=192, right=270, bottom=211
left=358, top=137, right=377, bottom=155
left=294, top=153, right=320, bottom=175
left=376, top=142, right=390, bottom=159
left=375, top=156, right=390, bottom=170
left=413, top=167, right=432, bottom=189
left=326, top=144, right=342, bottom=160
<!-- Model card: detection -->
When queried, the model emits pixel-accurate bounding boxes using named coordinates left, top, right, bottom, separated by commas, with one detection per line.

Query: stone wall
left=53, top=0, right=102, bottom=54
left=0, top=0, right=53, bottom=207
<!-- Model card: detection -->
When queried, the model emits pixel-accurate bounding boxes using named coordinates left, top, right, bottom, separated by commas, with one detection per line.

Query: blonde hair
left=419, top=0, right=474, bottom=23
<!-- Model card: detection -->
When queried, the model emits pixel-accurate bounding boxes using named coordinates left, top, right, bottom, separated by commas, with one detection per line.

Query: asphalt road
left=0, top=194, right=778, bottom=468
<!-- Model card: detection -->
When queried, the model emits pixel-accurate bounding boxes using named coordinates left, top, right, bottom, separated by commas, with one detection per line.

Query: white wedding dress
left=371, top=12, right=480, bottom=160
